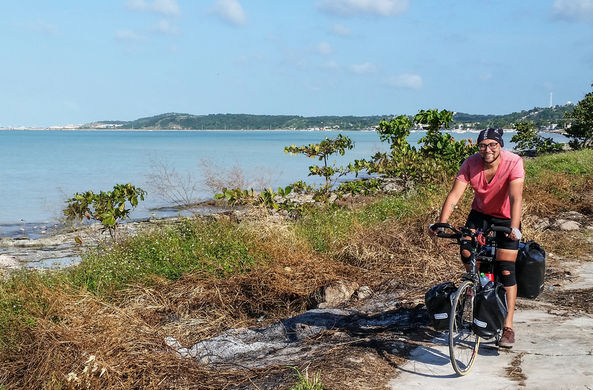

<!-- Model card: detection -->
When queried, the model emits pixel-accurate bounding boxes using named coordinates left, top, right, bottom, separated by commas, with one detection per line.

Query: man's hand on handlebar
left=428, top=223, right=444, bottom=237
left=508, top=227, right=522, bottom=241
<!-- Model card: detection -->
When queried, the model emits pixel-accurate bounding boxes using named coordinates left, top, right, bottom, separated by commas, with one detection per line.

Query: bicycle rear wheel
left=448, top=280, right=480, bottom=376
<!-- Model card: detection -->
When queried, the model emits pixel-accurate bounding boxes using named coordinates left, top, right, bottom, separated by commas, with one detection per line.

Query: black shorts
left=465, top=209, right=520, bottom=251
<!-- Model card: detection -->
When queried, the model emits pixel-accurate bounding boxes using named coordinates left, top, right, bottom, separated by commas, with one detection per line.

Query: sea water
left=0, top=129, right=567, bottom=237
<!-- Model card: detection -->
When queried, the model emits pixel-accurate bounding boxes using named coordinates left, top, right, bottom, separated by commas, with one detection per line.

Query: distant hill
left=120, top=113, right=384, bottom=130
left=85, top=104, right=574, bottom=131
left=452, top=104, right=573, bottom=130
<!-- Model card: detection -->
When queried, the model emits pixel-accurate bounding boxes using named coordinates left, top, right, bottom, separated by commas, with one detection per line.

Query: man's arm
left=438, top=179, right=469, bottom=223
left=508, top=178, right=524, bottom=239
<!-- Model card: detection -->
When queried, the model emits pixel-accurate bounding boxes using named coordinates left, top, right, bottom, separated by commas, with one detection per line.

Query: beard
left=480, top=152, right=500, bottom=164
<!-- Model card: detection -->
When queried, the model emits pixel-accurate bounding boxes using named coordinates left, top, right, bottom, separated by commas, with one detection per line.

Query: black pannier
left=425, top=282, right=457, bottom=330
left=516, top=241, right=546, bottom=299
left=472, top=281, right=508, bottom=339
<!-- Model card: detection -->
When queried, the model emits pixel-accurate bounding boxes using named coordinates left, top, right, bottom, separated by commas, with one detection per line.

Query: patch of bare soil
left=505, top=352, right=527, bottom=386
left=540, top=287, right=593, bottom=314
left=531, top=255, right=593, bottom=314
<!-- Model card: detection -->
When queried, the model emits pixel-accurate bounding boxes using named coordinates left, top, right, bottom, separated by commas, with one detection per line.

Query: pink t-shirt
left=456, top=150, right=524, bottom=219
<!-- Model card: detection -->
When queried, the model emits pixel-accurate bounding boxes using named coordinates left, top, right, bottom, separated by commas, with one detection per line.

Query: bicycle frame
left=431, top=222, right=511, bottom=375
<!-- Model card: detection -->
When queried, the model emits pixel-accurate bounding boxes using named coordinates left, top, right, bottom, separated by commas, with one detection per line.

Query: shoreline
left=0, top=200, right=237, bottom=270
left=0, top=127, right=376, bottom=132
left=0, top=127, right=568, bottom=135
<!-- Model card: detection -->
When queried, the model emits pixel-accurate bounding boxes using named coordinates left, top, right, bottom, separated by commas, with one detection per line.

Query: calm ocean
left=0, top=129, right=567, bottom=237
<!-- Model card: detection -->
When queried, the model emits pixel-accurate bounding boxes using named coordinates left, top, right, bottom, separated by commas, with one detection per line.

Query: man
left=430, top=127, right=524, bottom=348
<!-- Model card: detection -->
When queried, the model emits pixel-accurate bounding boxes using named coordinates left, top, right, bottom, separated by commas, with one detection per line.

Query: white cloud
left=126, top=0, right=180, bottom=16
left=317, top=41, right=333, bottom=55
left=154, top=19, right=179, bottom=34
left=210, top=0, right=247, bottom=26
left=349, top=62, right=377, bottom=74
left=385, top=73, right=423, bottom=89
left=322, top=60, right=341, bottom=71
left=115, top=29, right=143, bottom=42
left=152, top=0, right=181, bottom=16
left=330, top=23, right=352, bottom=36
left=317, top=0, right=409, bottom=17
left=552, top=0, right=593, bottom=23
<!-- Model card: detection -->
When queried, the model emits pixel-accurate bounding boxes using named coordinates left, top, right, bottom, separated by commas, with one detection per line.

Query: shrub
left=64, top=183, right=146, bottom=239
left=511, top=121, right=563, bottom=155
left=284, top=134, right=354, bottom=195
left=564, top=84, right=593, bottom=149
left=351, top=109, right=477, bottom=183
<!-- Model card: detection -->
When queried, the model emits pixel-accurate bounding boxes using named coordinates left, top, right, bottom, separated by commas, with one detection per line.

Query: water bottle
left=479, top=273, right=490, bottom=287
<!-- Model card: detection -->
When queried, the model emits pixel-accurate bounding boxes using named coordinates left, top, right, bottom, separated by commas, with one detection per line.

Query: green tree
left=349, top=109, right=477, bottom=183
left=417, top=109, right=477, bottom=170
left=64, top=183, right=146, bottom=238
left=360, top=114, right=421, bottom=181
left=565, top=84, right=593, bottom=149
left=511, top=121, right=562, bottom=154
left=284, top=134, right=354, bottom=194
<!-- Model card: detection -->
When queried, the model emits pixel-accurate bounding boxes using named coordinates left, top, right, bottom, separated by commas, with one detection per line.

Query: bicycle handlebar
left=430, top=222, right=459, bottom=238
left=430, top=223, right=512, bottom=241
left=490, top=225, right=512, bottom=234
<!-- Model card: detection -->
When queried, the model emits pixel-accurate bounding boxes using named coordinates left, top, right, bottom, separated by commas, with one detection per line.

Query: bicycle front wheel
left=448, top=280, right=480, bottom=376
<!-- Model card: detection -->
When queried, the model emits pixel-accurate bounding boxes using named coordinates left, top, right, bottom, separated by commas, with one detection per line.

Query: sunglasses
left=478, top=142, right=499, bottom=150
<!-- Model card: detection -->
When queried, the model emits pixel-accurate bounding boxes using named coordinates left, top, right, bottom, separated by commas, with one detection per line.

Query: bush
left=511, top=121, right=563, bottom=155
left=351, top=109, right=477, bottom=183
left=565, top=84, right=593, bottom=149
left=64, top=183, right=146, bottom=239
left=284, top=134, right=354, bottom=195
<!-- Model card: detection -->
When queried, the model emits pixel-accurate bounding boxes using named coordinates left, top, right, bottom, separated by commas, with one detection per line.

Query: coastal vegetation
left=64, top=184, right=146, bottom=239
left=0, top=148, right=591, bottom=388
left=285, top=134, right=354, bottom=194
left=564, top=84, right=593, bottom=149
left=1, top=101, right=592, bottom=388
left=83, top=104, right=574, bottom=131
left=511, top=121, right=563, bottom=155
left=350, top=109, right=477, bottom=182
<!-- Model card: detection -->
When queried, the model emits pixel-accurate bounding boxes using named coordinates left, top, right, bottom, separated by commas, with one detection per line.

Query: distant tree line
left=87, top=104, right=575, bottom=131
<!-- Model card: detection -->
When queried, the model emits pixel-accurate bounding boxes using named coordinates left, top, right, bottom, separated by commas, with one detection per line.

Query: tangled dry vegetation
left=0, top=197, right=465, bottom=389
left=1, top=151, right=593, bottom=389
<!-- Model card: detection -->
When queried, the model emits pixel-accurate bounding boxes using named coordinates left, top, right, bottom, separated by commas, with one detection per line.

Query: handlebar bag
left=472, top=281, right=508, bottom=339
left=516, top=241, right=546, bottom=299
left=425, top=282, right=457, bottom=330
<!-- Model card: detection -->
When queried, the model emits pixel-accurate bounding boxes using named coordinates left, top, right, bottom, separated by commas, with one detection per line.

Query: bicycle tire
left=448, top=280, right=480, bottom=376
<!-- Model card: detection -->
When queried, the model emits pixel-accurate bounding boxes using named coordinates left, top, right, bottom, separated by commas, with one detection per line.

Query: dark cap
left=477, top=128, right=504, bottom=147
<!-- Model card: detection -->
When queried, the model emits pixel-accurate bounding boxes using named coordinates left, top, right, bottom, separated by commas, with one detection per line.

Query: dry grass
left=0, top=217, right=362, bottom=389
left=2, top=150, right=593, bottom=389
left=523, top=173, right=593, bottom=216
left=336, top=216, right=461, bottom=288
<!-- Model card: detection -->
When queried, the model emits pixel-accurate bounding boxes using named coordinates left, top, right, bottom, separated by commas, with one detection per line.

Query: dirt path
left=391, top=295, right=593, bottom=388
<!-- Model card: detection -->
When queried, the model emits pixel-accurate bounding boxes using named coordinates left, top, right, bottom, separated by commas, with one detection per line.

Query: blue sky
left=2, top=0, right=593, bottom=127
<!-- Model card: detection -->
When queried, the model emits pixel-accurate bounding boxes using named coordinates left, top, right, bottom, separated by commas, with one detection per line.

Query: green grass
left=525, top=149, right=593, bottom=177
left=289, top=368, right=323, bottom=390
left=65, top=218, right=263, bottom=296
left=523, top=149, right=593, bottom=213
left=294, top=185, right=445, bottom=254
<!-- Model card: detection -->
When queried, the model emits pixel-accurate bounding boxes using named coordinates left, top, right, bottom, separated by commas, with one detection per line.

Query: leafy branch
left=64, top=184, right=146, bottom=239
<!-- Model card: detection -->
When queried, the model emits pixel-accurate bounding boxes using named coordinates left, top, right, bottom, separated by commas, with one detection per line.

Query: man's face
left=478, top=139, right=501, bottom=163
